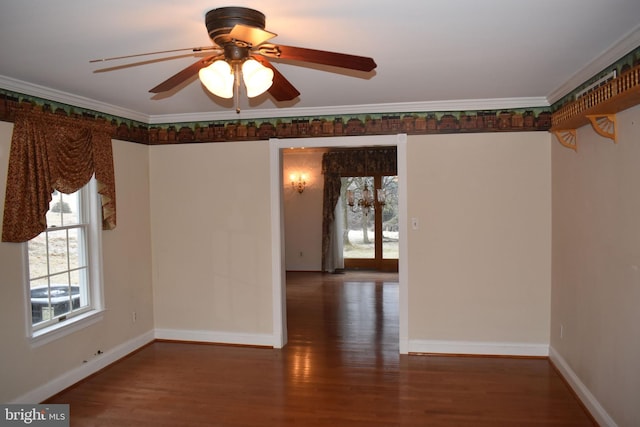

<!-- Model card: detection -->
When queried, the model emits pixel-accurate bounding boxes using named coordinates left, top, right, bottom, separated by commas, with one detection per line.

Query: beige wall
left=149, top=141, right=274, bottom=343
left=406, top=132, right=552, bottom=352
left=3, top=107, right=637, bottom=424
left=277, top=132, right=553, bottom=353
left=551, top=104, right=640, bottom=426
left=282, top=149, right=324, bottom=271
left=0, top=122, right=154, bottom=402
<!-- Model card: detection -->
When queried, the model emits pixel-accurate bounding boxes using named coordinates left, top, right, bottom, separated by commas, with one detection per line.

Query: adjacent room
left=1, top=1, right=639, bottom=426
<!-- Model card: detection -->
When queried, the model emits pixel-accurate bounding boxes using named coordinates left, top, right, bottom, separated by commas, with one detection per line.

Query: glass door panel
left=342, top=176, right=375, bottom=259
left=341, top=175, right=398, bottom=271
left=381, top=175, right=398, bottom=260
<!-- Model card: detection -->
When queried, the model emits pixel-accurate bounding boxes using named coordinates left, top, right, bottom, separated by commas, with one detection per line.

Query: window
left=26, top=178, right=103, bottom=339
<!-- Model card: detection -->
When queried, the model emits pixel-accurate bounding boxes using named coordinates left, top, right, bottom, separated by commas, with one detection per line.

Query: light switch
left=411, top=217, right=419, bottom=230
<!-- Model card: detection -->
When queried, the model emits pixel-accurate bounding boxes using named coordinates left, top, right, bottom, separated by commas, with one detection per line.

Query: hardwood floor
left=46, top=271, right=595, bottom=426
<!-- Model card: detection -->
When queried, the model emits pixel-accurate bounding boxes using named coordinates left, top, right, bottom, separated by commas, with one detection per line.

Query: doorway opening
left=270, top=134, right=408, bottom=353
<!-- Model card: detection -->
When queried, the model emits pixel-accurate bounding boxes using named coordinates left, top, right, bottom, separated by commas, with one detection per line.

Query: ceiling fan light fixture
left=95, top=7, right=376, bottom=110
left=242, top=59, right=274, bottom=98
left=199, top=60, right=234, bottom=98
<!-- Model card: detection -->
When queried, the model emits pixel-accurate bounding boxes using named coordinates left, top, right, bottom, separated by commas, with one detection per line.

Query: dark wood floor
left=47, top=271, right=595, bottom=426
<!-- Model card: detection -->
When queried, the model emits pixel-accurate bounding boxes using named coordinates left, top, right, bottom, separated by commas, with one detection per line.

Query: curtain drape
left=2, top=108, right=116, bottom=242
left=321, top=167, right=343, bottom=272
left=320, top=147, right=397, bottom=272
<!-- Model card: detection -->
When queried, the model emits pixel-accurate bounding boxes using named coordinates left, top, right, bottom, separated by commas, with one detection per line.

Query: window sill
left=30, top=309, right=104, bottom=347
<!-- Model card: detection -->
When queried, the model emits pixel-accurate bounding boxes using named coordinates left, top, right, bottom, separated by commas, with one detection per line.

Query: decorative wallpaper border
left=0, top=90, right=149, bottom=143
left=0, top=90, right=552, bottom=145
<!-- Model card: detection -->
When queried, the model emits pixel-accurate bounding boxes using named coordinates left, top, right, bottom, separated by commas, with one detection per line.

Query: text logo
left=0, top=405, right=69, bottom=426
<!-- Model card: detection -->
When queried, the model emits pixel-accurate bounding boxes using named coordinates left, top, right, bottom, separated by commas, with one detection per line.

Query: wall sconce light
left=290, top=173, right=306, bottom=193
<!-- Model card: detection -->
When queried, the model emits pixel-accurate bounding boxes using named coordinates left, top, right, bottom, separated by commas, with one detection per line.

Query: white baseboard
left=154, top=328, right=277, bottom=348
left=10, top=330, right=155, bottom=404
left=9, top=333, right=561, bottom=406
left=9, top=328, right=274, bottom=404
left=408, top=339, right=549, bottom=357
left=549, top=346, right=617, bottom=427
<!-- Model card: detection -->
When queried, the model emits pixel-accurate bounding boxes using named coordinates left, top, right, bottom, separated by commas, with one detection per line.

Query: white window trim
left=24, top=177, right=105, bottom=346
left=30, top=310, right=105, bottom=347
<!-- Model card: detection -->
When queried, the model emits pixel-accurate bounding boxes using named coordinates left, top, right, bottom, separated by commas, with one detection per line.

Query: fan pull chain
left=234, top=63, right=241, bottom=114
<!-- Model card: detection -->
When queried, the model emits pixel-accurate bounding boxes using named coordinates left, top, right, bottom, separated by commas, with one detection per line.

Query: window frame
left=24, top=177, right=105, bottom=346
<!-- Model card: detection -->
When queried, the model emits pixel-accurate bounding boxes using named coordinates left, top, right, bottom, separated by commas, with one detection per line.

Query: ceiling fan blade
left=93, top=53, right=204, bottom=73
left=149, top=55, right=218, bottom=93
left=229, top=24, right=276, bottom=47
left=90, top=46, right=219, bottom=63
left=253, top=56, right=300, bottom=101
left=262, top=45, right=376, bottom=72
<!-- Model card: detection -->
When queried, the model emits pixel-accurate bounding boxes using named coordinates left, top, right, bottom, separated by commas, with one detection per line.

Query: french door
left=341, top=174, right=398, bottom=272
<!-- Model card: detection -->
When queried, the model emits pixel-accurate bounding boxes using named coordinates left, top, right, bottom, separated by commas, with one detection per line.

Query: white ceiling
left=1, top=0, right=639, bottom=122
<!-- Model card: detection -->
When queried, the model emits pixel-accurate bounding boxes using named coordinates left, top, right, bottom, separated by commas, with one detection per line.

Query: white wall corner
left=269, top=137, right=287, bottom=350
left=408, top=339, right=549, bottom=357
left=399, top=338, right=410, bottom=355
left=10, top=330, right=155, bottom=404
left=549, top=346, right=618, bottom=427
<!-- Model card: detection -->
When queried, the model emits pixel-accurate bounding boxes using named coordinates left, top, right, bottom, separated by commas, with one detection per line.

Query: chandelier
left=347, top=182, right=385, bottom=216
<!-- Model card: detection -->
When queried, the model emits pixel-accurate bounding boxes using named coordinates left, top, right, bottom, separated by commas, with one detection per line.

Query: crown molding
left=148, top=97, right=550, bottom=125
left=547, top=23, right=640, bottom=105
left=6, top=21, right=640, bottom=125
left=0, top=75, right=150, bottom=123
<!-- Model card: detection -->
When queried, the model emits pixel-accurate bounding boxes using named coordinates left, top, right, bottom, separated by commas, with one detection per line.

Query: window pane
left=60, top=191, right=80, bottom=225
left=47, top=229, right=69, bottom=275
left=74, top=267, right=90, bottom=308
left=46, top=190, right=80, bottom=227
left=28, top=234, right=49, bottom=280
left=46, top=191, right=63, bottom=227
left=342, top=177, right=375, bottom=259
left=30, top=278, right=50, bottom=325
left=381, top=176, right=399, bottom=260
left=48, top=273, right=75, bottom=318
left=69, top=269, right=88, bottom=309
left=67, top=227, right=84, bottom=270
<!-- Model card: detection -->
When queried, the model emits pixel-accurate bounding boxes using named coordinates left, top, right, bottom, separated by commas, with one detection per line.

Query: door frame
left=269, top=134, right=409, bottom=353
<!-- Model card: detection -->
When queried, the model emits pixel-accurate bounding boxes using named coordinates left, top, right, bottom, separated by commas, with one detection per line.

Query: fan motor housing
left=205, top=7, right=266, bottom=46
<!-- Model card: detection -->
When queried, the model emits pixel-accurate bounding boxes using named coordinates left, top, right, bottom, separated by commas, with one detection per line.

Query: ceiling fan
left=91, top=7, right=377, bottom=112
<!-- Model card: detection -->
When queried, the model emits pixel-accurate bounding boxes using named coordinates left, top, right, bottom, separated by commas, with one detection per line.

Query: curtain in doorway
left=320, top=147, right=397, bottom=272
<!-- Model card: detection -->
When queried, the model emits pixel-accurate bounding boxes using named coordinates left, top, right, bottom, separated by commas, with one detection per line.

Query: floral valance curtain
left=2, top=108, right=116, bottom=242
left=321, top=147, right=397, bottom=177
left=320, top=147, right=397, bottom=271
